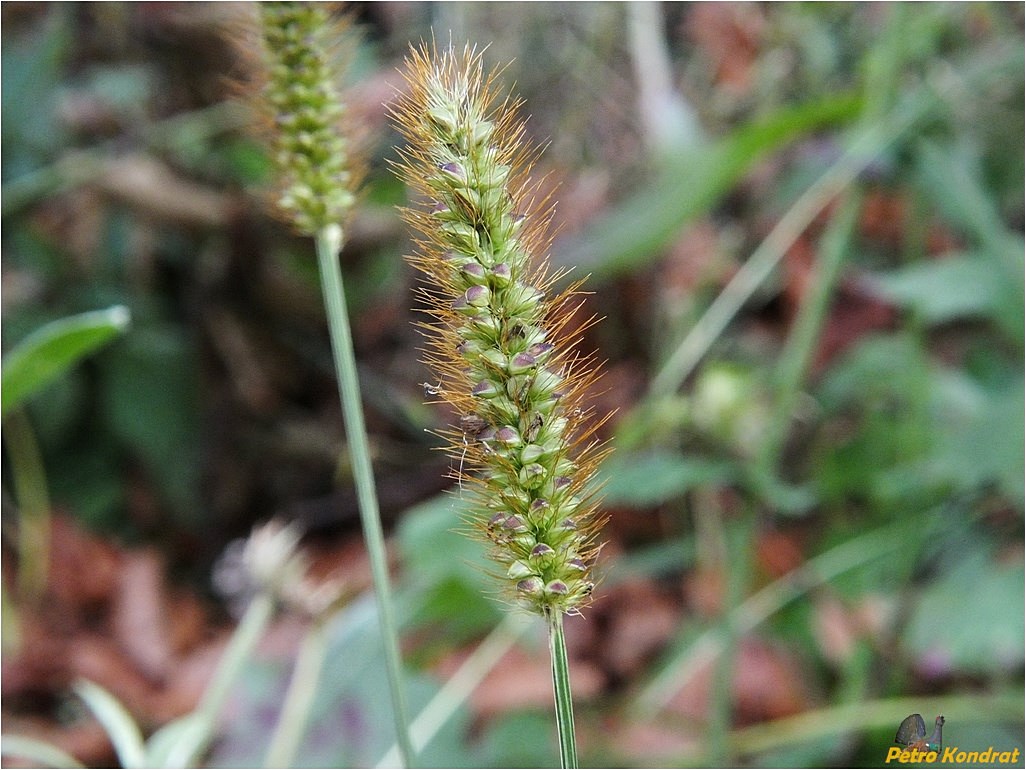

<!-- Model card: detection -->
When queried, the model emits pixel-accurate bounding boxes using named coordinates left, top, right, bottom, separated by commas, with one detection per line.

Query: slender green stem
left=264, top=616, right=330, bottom=769
left=758, top=192, right=863, bottom=473
left=706, top=517, right=753, bottom=766
left=315, top=225, right=414, bottom=767
left=4, top=410, right=51, bottom=603
left=548, top=610, right=578, bottom=768
left=377, top=612, right=531, bottom=768
left=646, top=75, right=947, bottom=401
left=186, top=592, right=275, bottom=765
left=635, top=514, right=925, bottom=716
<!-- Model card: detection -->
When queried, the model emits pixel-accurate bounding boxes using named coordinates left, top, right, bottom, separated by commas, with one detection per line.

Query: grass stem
left=3, top=410, right=50, bottom=604
left=315, top=224, right=414, bottom=767
left=758, top=191, right=862, bottom=473
left=548, top=610, right=578, bottom=768
left=264, top=616, right=330, bottom=769
left=188, top=591, right=275, bottom=765
left=377, top=612, right=532, bottom=768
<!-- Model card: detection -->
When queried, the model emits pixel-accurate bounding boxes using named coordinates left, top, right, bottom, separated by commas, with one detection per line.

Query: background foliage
left=2, top=3, right=1023, bottom=767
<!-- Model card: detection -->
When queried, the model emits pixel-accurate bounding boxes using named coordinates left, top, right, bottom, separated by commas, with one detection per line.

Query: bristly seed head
left=390, top=44, right=609, bottom=616
left=257, top=2, right=356, bottom=235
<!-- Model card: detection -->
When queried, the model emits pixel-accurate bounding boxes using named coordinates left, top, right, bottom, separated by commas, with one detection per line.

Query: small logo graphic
left=894, top=713, right=945, bottom=752
left=885, top=714, right=1022, bottom=765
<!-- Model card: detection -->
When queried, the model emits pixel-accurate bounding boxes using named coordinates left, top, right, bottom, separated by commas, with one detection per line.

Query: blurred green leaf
left=869, top=253, right=1013, bottom=326
left=915, top=140, right=1023, bottom=268
left=904, top=549, right=1024, bottom=675
left=1, top=6, right=70, bottom=177
left=596, top=450, right=735, bottom=507
left=1, top=305, right=130, bottom=418
left=99, top=323, right=200, bottom=522
left=478, top=710, right=557, bottom=769
left=928, top=369, right=1025, bottom=505
left=555, top=92, right=863, bottom=282
left=73, top=679, right=146, bottom=769
left=396, top=494, right=499, bottom=637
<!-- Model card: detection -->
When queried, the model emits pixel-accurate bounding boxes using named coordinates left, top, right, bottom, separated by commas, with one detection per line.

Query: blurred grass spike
left=256, top=1, right=356, bottom=234
left=251, top=4, right=414, bottom=765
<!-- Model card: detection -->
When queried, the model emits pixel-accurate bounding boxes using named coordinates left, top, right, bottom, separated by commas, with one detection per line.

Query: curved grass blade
left=73, top=679, right=146, bottom=769
left=2, top=305, right=130, bottom=417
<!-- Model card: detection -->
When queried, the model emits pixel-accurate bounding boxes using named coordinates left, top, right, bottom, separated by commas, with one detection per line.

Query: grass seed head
left=391, top=43, right=609, bottom=616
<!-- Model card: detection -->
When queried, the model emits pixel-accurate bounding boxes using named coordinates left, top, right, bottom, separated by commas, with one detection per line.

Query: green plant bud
left=477, top=349, right=506, bottom=372
left=461, top=262, right=488, bottom=283
left=507, top=285, right=544, bottom=316
left=544, top=580, right=569, bottom=597
left=453, top=186, right=482, bottom=213
left=538, top=412, right=567, bottom=435
left=483, top=163, right=512, bottom=190
left=472, top=380, right=500, bottom=398
left=516, top=577, right=545, bottom=597
left=507, top=560, right=535, bottom=581
left=490, top=263, right=513, bottom=286
left=427, top=106, right=459, bottom=136
left=520, top=444, right=548, bottom=464
left=465, top=284, right=490, bottom=306
left=456, top=337, right=484, bottom=357
left=503, top=488, right=532, bottom=513
left=509, top=352, right=537, bottom=374
left=530, top=542, right=556, bottom=559
left=471, top=120, right=495, bottom=147
left=440, top=221, right=480, bottom=252
left=453, top=294, right=483, bottom=317
left=518, top=462, right=547, bottom=489
left=489, top=512, right=528, bottom=534
left=529, top=368, right=562, bottom=399
left=431, top=201, right=457, bottom=220
left=439, top=161, right=466, bottom=182
left=528, top=342, right=554, bottom=361
left=495, top=426, right=521, bottom=446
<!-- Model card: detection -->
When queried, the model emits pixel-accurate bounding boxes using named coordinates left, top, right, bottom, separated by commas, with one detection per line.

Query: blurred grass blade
left=144, top=713, right=207, bottom=769
left=554, top=93, right=862, bottom=282
left=728, top=693, right=1023, bottom=759
left=634, top=517, right=912, bottom=717
left=1, top=304, right=130, bottom=417
left=915, top=140, right=1024, bottom=268
left=1, top=735, right=86, bottom=769
left=73, top=679, right=146, bottom=769
left=647, top=42, right=1022, bottom=399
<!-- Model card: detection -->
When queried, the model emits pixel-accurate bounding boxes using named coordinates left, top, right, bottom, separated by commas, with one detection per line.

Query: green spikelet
left=391, top=45, right=608, bottom=616
left=259, top=2, right=355, bottom=234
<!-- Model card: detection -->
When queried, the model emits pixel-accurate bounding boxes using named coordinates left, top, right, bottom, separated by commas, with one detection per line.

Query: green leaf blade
left=1, top=305, right=130, bottom=417
left=73, top=679, right=146, bottom=769
left=554, top=93, right=863, bottom=283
